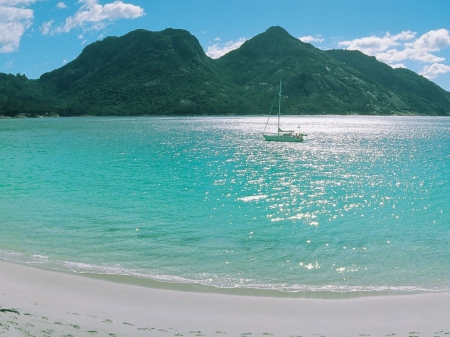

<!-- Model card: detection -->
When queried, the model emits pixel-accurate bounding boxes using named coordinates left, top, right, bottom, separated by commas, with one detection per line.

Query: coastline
left=1, top=260, right=450, bottom=337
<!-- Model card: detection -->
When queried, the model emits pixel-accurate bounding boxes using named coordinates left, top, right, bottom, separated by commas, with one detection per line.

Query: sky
left=1, top=0, right=450, bottom=91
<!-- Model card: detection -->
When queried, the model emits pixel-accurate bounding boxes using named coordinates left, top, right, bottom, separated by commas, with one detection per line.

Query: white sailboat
left=263, top=81, right=307, bottom=142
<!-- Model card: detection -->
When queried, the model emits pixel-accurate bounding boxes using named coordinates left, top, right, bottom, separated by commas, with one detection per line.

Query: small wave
left=236, top=195, right=268, bottom=202
left=32, top=254, right=49, bottom=260
left=1, top=250, right=448, bottom=297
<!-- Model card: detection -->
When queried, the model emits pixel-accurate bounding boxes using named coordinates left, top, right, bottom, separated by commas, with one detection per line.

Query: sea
left=1, top=115, right=449, bottom=297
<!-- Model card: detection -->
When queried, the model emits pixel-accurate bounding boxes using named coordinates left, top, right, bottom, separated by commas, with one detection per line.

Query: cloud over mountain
left=339, top=29, right=450, bottom=79
left=41, top=0, right=145, bottom=35
left=299, top=35, right=324, bottom=44
left=206, top=37, right=247, bottom=59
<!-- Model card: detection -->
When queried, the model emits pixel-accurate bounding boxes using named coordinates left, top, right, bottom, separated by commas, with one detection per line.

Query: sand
left=1, top=260, right=449, bottom=337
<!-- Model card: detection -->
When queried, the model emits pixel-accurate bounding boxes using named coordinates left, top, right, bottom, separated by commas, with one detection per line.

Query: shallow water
left=1, top=116, right=449, bottom=295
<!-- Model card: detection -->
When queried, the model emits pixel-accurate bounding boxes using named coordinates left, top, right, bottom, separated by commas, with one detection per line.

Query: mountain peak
left=264, top=26, right=290, bottom=36
left=220, top=24, right=304, bottom=60
left=3, top=26, right=449, bottom=117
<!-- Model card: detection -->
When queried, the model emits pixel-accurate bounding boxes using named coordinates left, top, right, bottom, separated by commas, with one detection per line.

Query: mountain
left=217, top=26, right=412, bottom=115
left=39, top=28, right=256, bottom=116
left=1, top=26, right=450, bottom=117
left=326, top=49, right=450, bottom=115
left=0, top=73, right=59, bottom=117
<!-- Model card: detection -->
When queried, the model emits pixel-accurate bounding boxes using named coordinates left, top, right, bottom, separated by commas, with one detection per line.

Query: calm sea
left=1, top=116, right=449, bottom=296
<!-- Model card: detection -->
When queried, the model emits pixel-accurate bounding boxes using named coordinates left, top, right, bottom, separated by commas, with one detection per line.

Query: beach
left=1, top=260, right=449, bottom=337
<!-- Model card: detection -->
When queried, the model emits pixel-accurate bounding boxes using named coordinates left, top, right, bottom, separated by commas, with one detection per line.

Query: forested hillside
left=1, top=26, right=450, bottom=117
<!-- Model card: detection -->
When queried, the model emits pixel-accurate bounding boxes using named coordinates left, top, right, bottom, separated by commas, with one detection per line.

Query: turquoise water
left=1, top=116, right=449, bottom=295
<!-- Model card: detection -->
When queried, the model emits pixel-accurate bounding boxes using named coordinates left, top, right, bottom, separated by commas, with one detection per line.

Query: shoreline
left=2, top=113, right=449, bottom=119
left=0, top=253, right=441, bottom=299
left=1, top=260, right=450, bottom=337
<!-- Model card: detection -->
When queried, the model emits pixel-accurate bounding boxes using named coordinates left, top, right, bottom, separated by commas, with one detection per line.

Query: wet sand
left=1, top=260, right=449, bottom=337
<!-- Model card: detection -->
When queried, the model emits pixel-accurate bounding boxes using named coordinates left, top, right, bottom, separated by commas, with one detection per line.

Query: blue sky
left=1, top=0, right=450, bottom=91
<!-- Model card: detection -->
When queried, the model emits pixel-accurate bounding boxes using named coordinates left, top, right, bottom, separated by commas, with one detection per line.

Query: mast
left=277, top=80, right=282, bottom=136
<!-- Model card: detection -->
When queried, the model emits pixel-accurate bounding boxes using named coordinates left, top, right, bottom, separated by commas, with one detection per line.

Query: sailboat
left=263, top=81, right=307, bottom=142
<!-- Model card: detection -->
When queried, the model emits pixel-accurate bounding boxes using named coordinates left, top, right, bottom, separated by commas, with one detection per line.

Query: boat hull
left=263, top=134, right=304, bottom=142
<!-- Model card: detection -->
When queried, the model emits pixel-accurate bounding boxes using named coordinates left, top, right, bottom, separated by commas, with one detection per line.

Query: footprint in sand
left=41, top=328, right=55, bottom=335
left=0, top=308, right=20, bottom=315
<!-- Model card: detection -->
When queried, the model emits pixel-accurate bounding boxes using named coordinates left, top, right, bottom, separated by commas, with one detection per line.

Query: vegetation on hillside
left=1, top=26, right=450, bottom=117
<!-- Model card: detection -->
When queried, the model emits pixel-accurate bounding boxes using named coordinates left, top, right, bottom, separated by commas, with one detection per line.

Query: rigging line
left=263, top=93, right=278, bottom=134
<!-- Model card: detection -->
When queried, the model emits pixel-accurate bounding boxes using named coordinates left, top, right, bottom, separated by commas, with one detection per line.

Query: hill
left=217, top=26, right=412, bottom=115
left=39, top=28, right=256, bottom=116
left=0, top=73, right=59, bottom=117
left=1, top=26, right=450, bottom=117
left=326, top=49, right=450, bottom=115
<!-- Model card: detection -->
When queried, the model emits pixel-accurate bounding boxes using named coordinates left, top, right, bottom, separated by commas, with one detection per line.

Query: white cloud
left=420, top=63, right=450, bottom=79
left=3, top=60, right=13, bottom=70
left=390, top=63, right=407, bottom=69
left=0, top=0, right=35, bottom=5
left=206, top=37, right=247, bottom=59
left=407, top=29, right=450, bottom=52
left=43, top=0, right=145, bottom=35
left=339, top=29, right=450, bottom=81
left=376, top=47, right=445, bottom=64
left=338, top=31, right=415, bottom=55
left=0, top=2, right=34, bottom=53
left=299, top=35, right=324, bottom=44
left=40, top=19, right=53, bottom=35
left=57, top=2, right=67, bottom=9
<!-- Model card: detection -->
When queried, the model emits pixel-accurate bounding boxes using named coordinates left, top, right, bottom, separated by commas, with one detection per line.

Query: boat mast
left=277, top=80, right=282, bottom=136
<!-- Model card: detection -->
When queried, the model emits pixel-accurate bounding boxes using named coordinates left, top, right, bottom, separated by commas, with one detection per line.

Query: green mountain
left=0, top=73, right=59, bottom=117
left=1, top=26, right=450, bottom=117
left=217, top=26, right=412, bottom=115
left=326, top=49, right=450, bottom=115
left=39, top=28, right=256, bottom=116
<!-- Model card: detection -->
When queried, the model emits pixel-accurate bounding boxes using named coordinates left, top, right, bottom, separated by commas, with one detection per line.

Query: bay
left=1, top=116, right=449, bottom=295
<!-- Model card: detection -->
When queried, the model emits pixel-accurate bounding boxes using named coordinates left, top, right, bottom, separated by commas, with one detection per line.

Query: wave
left=1, top=249, right=448, bottom=298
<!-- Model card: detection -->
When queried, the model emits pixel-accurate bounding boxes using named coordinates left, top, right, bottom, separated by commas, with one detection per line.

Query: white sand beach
left=1, top=260, right=449, bottom=337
